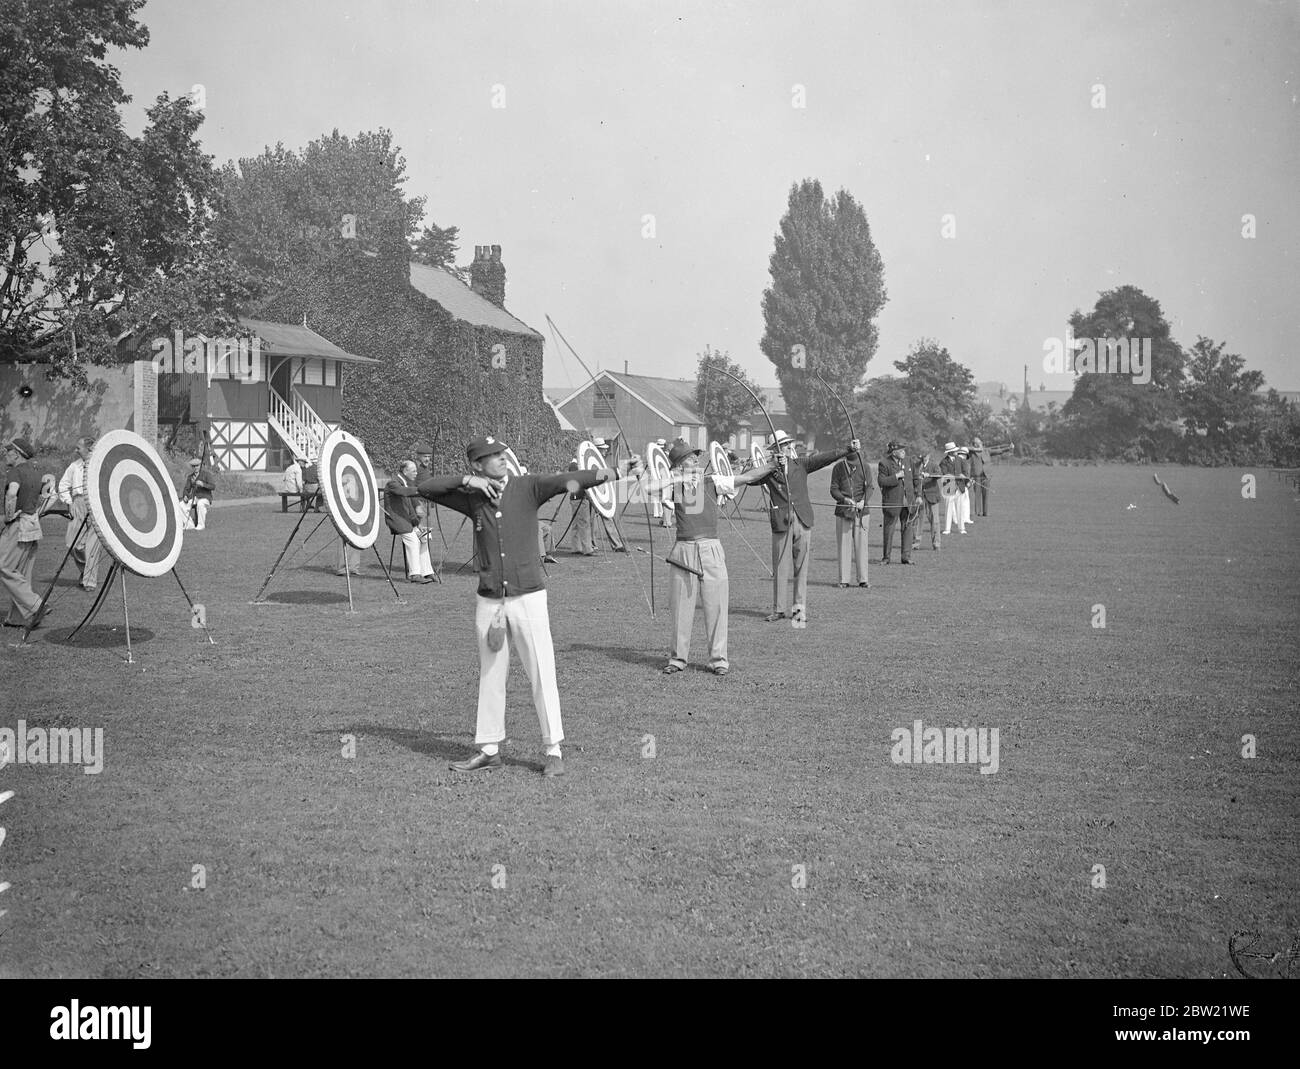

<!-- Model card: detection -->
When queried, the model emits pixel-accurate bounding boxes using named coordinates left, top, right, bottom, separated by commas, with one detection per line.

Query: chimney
left=624, top=360, right=629, bottom=374
left=470, top=244, right=506, bottom=308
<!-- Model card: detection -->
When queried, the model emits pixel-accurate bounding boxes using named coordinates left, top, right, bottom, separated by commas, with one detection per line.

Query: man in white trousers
left=940, top=442, right=969, bottom=536
left=57, top=436, right=104, bottom=592
left=419, top=434, right=615, bottom=777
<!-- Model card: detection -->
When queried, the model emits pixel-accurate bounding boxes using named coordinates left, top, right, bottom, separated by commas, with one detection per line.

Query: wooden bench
left=279, top=492, right=321, bottom=512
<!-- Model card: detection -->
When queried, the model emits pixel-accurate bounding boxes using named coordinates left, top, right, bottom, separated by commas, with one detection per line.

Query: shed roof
left=241, top=318, right=378, bottom=364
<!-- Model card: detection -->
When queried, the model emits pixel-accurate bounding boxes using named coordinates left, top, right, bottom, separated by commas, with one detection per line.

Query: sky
left=115, top=0, right=1299, bottom=392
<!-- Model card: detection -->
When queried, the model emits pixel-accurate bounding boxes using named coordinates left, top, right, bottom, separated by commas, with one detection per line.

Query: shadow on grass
left=564, top=642, right=665, bottom=669
left=261, top=589, right=351, bottom=605
left=327, top=724, right=543, bottom=772
left=44, top=624, right=158, bottom=648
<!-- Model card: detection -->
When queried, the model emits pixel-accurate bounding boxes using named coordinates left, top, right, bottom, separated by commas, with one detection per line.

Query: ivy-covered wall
left=257, top=244, right=578, bottom=475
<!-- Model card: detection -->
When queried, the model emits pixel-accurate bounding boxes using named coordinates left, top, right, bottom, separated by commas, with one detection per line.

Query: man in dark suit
left=756, top=430, right=858, bottom=622
left=877, top=441, right=914, bottom=565
left=829, top=445, right=873, bottom=587
left=386, top=460, right=435, bottom=583
left=910, top=451, right=943, bottom=551
left=968, top=436, right=989, bottom=517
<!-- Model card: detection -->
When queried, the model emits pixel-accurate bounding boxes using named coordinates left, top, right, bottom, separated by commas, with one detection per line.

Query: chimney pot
left=624, top=360, right=629, bottom=374
left=469, top=242, right=507, bottom=307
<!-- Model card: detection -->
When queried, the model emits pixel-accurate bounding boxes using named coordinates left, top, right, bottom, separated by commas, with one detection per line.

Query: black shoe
left=900, top=559, right=915, bottom=565
left=765, top=612, right=786, bottom=622
left=450, top=751, right=502, bottom=772
left=836, top=582, right=849, bottom=588
left=542, top=555, right=559, bottom=564
left=858, top=581, right=870, bottom=588
left=879, top=558, right=890, bottom=565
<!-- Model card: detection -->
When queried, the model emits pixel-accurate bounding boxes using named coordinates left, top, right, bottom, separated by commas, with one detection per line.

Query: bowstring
left=547, top=317, right=654, bottom=618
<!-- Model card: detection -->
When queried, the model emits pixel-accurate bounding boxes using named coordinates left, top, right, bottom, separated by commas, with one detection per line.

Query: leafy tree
left=1057, top=285, right=1186, bottom=459
left=1179, top=335, right=1263, bottom=462
left=851, top=377, right=932, bottom=457
left=0, top=0, right=245, bottom=376
left=214, top=129, right=426, bottom=290
left=760, top=179, right=887, bottom=443
left=1252, top=390, right=1300, bottom=467
left=695, top=346, right=762, bottom=443
left=412, top=221, right=463, bottom=276
left=894, top=338, right=975, bottom=428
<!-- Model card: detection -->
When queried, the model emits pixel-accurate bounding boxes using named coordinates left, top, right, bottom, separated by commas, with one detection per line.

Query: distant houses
left=549, top=370, right=796, bottom=456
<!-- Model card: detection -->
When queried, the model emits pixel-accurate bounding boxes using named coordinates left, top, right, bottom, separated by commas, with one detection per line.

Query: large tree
left=1057, top=285, right=1186, bottom=459
left=214, top=129, right=427, bottom=290
left=894, top=337, right=976, bottom=431
left=851, top=377, right=932, bottom=457
left=1179, top=335, right=1264, bottom=462
left=0, top=0, right=247, bottom=376
left=760, top=179, right=886, bottom=444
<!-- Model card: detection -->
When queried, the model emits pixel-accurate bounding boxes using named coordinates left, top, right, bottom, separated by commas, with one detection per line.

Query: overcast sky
left=117, top=0, right=1299, bottom=391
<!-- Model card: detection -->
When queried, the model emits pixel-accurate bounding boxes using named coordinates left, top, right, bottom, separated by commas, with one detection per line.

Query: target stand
left=251, top=430, right=403, bottom=613
left=20, top=430, right=215, bottom=664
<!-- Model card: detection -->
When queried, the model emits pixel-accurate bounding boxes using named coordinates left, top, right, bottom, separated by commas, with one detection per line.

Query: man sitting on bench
left=300, top=454, right=323, bottom=511
left=386, top=460, right=436, bottom=583
left=280, top=455, right=306, bottom=511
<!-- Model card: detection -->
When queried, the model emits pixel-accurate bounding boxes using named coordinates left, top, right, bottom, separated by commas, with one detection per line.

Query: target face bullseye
left=319, top=429, right=381, bottom=549
left=750, top=442, right=768, bottom=467
left=85, top=430, right=184, bottom=577
left=501, top=447, right=524, bottom=478
left=577, top=440, right=615, bottom=519
left=645, top=441, right=671, bottom=502
left=709, top=441, right=734, bottom=479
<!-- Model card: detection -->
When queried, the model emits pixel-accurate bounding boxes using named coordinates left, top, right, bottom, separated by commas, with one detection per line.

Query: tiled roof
left=407, top=262, right=542, bottom=338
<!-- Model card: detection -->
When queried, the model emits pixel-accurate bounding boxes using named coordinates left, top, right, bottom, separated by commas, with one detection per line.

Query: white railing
left=267, top=386, right=327, bottom=459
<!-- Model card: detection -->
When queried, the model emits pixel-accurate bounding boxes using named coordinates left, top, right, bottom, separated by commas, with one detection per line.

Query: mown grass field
left=1, top=464, right=1296, bottom=977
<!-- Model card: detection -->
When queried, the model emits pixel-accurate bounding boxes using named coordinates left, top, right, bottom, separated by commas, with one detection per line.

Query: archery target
left=750, top=441, right=768, bottom=467
left=320, top=430, right=382, bottom=549
left=501, top=447, right=524, bottom=478
left=86, top=429, right=183, bottom=577
left=645, top=441, right=671, bottom=482
left=577, top=439, right=616, bottom=519
left=645, top=441, right=672, bottom=506
left=709, top=441, right=734, bottom=479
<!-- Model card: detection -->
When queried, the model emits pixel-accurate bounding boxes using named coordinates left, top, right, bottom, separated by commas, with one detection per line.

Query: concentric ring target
left=86, top=429, right=183, bottom=577
left=645, top=440, right=671, bottom=485
left=577, top=439, right=616, bottom=519
left=319, top=430, right=382, bottom=549
left=645, top=441, right=672, bottom=507
left=750, top=441, right=768, bottom=467
left=501, top=447, right=524, bottom=478
left=709, top=441, right=734, bottom=479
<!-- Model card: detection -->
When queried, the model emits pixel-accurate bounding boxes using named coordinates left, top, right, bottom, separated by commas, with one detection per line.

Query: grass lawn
left=1, top=464, right=1296, bottom=977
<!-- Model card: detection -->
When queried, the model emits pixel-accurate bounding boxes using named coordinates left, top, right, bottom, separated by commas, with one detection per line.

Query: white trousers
left=194, top=498, right=210, bottom=529
left=943, top=491, right=967, bottom=534
left=475, top=591, right=563, bottom=747
left=400, top=529, right=433, bottom=577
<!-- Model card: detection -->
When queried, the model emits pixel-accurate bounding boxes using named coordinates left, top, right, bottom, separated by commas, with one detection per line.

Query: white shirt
left=58, top=458, right=88, bottom=505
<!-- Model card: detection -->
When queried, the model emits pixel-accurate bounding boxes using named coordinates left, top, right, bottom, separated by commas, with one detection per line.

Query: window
left=593, top=387, right=616, bottom=420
